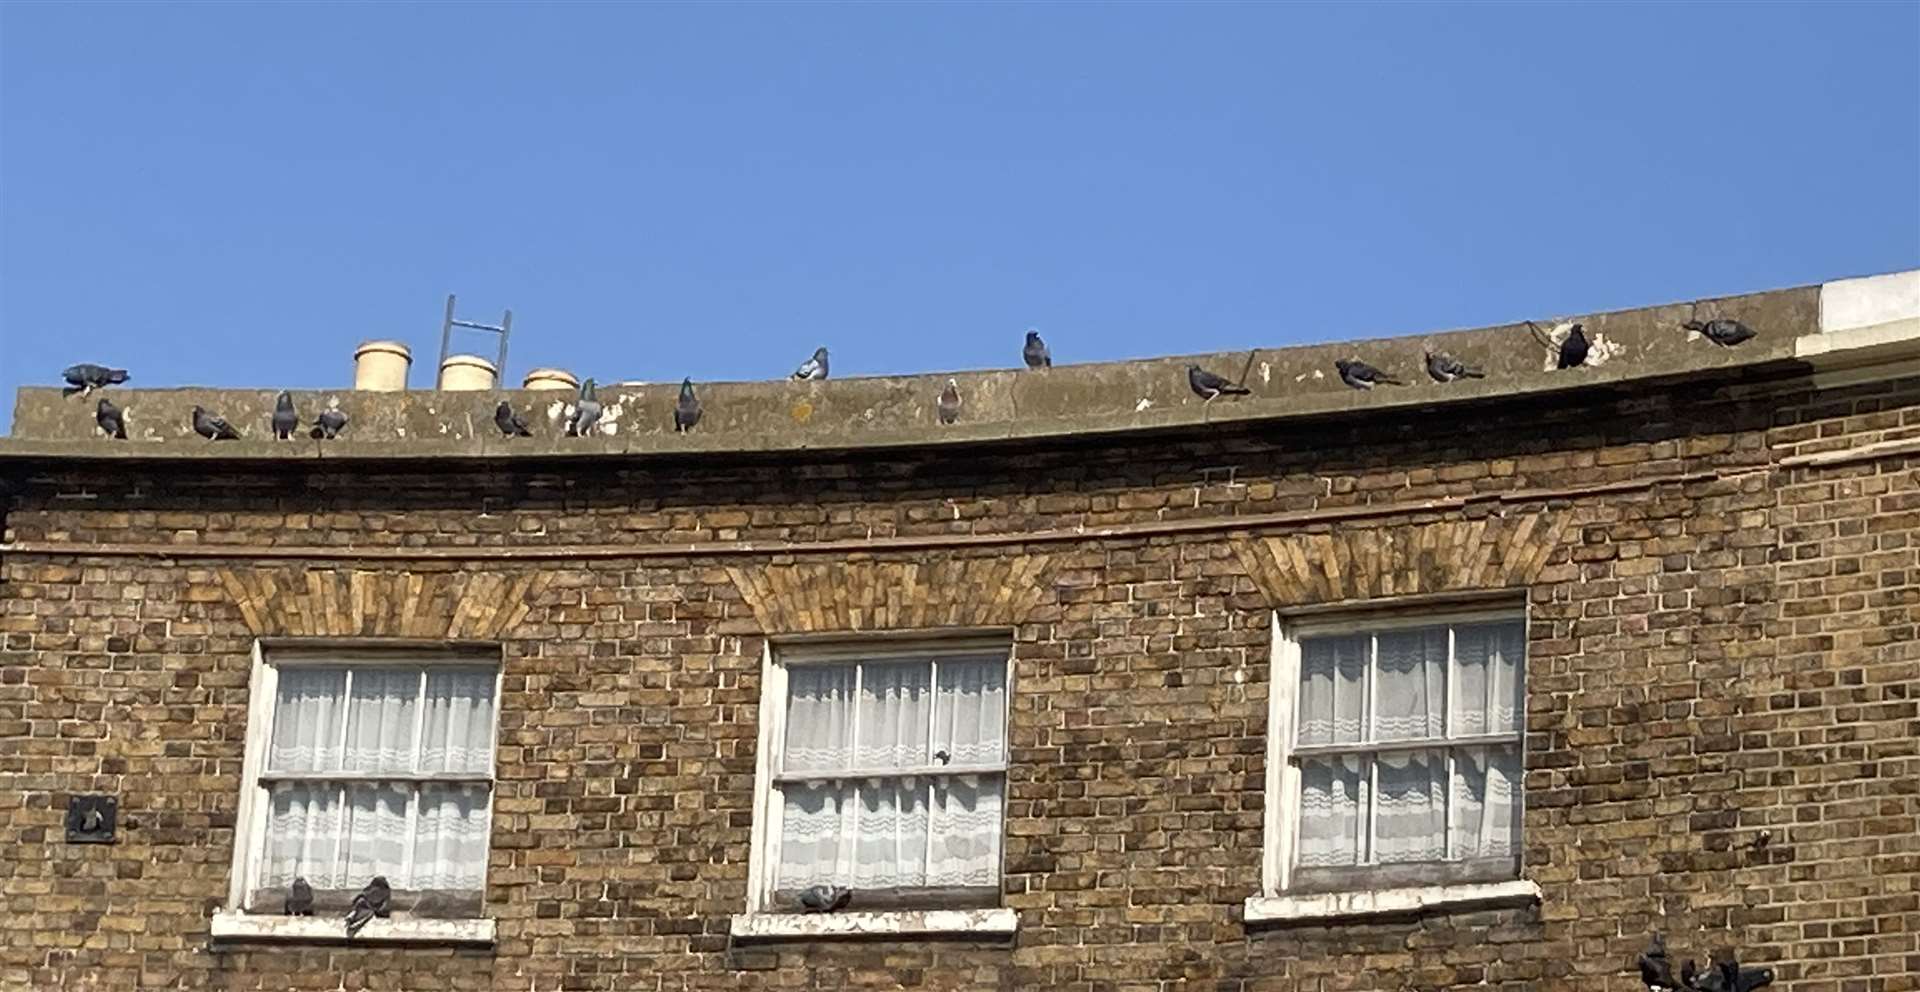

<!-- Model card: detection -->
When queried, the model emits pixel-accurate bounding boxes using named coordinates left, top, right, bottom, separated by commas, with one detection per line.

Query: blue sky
left=2, top=2, right=1916, bottom=431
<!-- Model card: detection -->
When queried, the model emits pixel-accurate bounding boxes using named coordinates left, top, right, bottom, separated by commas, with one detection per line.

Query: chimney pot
left=522, top=368, right=579, bottom=392
left=438, top=354, right=498, bottom=391
left=353, top=341, right=412, bottom=391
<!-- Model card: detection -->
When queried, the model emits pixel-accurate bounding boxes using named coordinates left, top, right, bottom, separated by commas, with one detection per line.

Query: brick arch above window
left=726, top=555, right=1056, bottom=633
left=212, top=567, right=554, bottom=638
left=1231, top=511, right=1572, bottom=606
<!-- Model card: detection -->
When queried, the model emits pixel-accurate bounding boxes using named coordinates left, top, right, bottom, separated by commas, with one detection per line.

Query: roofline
left=3, top=270, right=1915, bottom=469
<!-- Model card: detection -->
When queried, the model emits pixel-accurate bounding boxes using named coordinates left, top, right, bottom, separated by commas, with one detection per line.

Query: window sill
left=729, top=907, right=1018, bottom=941
left=210, top=910, right=496, bottom=946
left=1243, top=879, right=1540, bottom=924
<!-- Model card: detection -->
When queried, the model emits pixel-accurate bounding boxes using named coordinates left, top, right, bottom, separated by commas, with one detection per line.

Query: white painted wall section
left=1821, top=270, right=1920, bottom=333
left=1800, top=270, right=1920, bottom=368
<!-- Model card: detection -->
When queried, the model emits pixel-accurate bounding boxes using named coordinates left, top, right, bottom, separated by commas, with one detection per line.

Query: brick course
left=0, top=372, right=1915, bottom=991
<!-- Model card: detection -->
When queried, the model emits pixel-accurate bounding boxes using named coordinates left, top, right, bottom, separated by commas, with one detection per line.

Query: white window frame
left=1249, top=603, right=1541, bottom=924
left=215, top=639, right=503, bottom=945
left=735, top=632, right=1019, bottom=939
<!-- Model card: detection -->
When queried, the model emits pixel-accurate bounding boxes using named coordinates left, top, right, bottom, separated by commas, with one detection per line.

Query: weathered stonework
left=212, top=566, right=554, bottom=638
left=728, top=556, right=1057, bottom=632
left=1232, top=511, right=1575, bottom=605
left=1, top=274, right=1916, bottom=992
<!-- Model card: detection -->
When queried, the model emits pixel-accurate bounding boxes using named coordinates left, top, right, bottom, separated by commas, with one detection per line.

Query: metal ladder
left=437, top=294, right=512, bottom=383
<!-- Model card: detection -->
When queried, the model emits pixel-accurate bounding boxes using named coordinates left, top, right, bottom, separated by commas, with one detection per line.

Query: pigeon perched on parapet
left=1425, top=351, right=1485, bottom=383
left=674, top=378, right=702, bottom=433
left=567, top=378, right=603, bottom=437
left=95, top=398, right=127, bottom=439
left=192, top=406, right=240, bottom=440
left=792, top=347, right=829, bottom=381
left=937, top=378, right=962, bottom=425
left=62, top=363, right=128, bottom=396
left=310, top=408, right=348, bottom=440
left=1557, top=323, right=1590, bottom=369
left=285, top=877, right=313, bottom=917
left=1187, top=365, right=1251, bottom=402
left=798, top=884, right=853, bottom=913
left=1638, top=933, right=1677, bottom=990
left=1683, top=318, right=1757, bottom=347
left=1023, top=329, right=1051, bottom=369
left=344, top=876, right=391, bottom=936
left=494, top=400, right=532, bottom=437
left=271, top=392, right=300, bottom=440
left=1335, top=358, right=1403, bottom=389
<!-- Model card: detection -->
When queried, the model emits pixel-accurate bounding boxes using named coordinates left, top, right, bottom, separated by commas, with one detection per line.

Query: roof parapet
left=4, top=271, right=1916, bottom=464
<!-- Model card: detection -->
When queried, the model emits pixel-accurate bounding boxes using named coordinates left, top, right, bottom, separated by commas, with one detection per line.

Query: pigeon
left=1683, top=318, right=1757, bottom=347
left=798, top=884, right=853, bottom=913
left=1691, top=961, right=1732, bottom=992
left=1187, top=365, right=1251, bottom=402
left=344, top=876, right=391, bottom=936
left=567, top=378, right=603, bottom=437
left=792, top=347, right=829, bottom=381
left=62, top=363, right=129, bottom=396
left=1667, top=957, right=1773, bottom=992
left=1023, top=330, right=1051, bottom=369
left=285, top=876, right=313, bottom=917
left=494, top=400, right=532, bottom=437
left=1335, top=358, right=1403, bottom=389
left=1425, top=351, right=1484, bottom=383
left=674, top=378, right=702, bottom=433
left=310, top=408, right=348, bottom=440
left=937, top=377, right=962, bottom=425
left=271, top=392, right=300, bottom=440
left=1557, top=323, right=1590, bottom=369
left=1638, top=934, right=1677, bottom=990
left=192, top=406, right=240, bottom=441
left=95, top=398, right=127, bottom=439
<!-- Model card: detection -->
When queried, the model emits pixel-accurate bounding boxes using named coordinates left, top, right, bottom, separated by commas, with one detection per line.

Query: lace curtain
left=777, top=654, right=1005, bottom=890
left=1296, top=622, right=1522, bottom=869
left=259, top=665, right=495, bottom=893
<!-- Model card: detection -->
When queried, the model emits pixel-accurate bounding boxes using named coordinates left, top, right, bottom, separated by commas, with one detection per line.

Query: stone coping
left=5, top=271, right=1914, bottom=464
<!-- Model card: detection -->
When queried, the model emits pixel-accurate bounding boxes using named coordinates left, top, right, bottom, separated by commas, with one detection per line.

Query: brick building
left=1, top=271, right=1915, bottom=992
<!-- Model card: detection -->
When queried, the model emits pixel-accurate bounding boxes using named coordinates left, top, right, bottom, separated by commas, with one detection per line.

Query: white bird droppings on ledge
left=1587, top=332, right=1626, bottom=366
